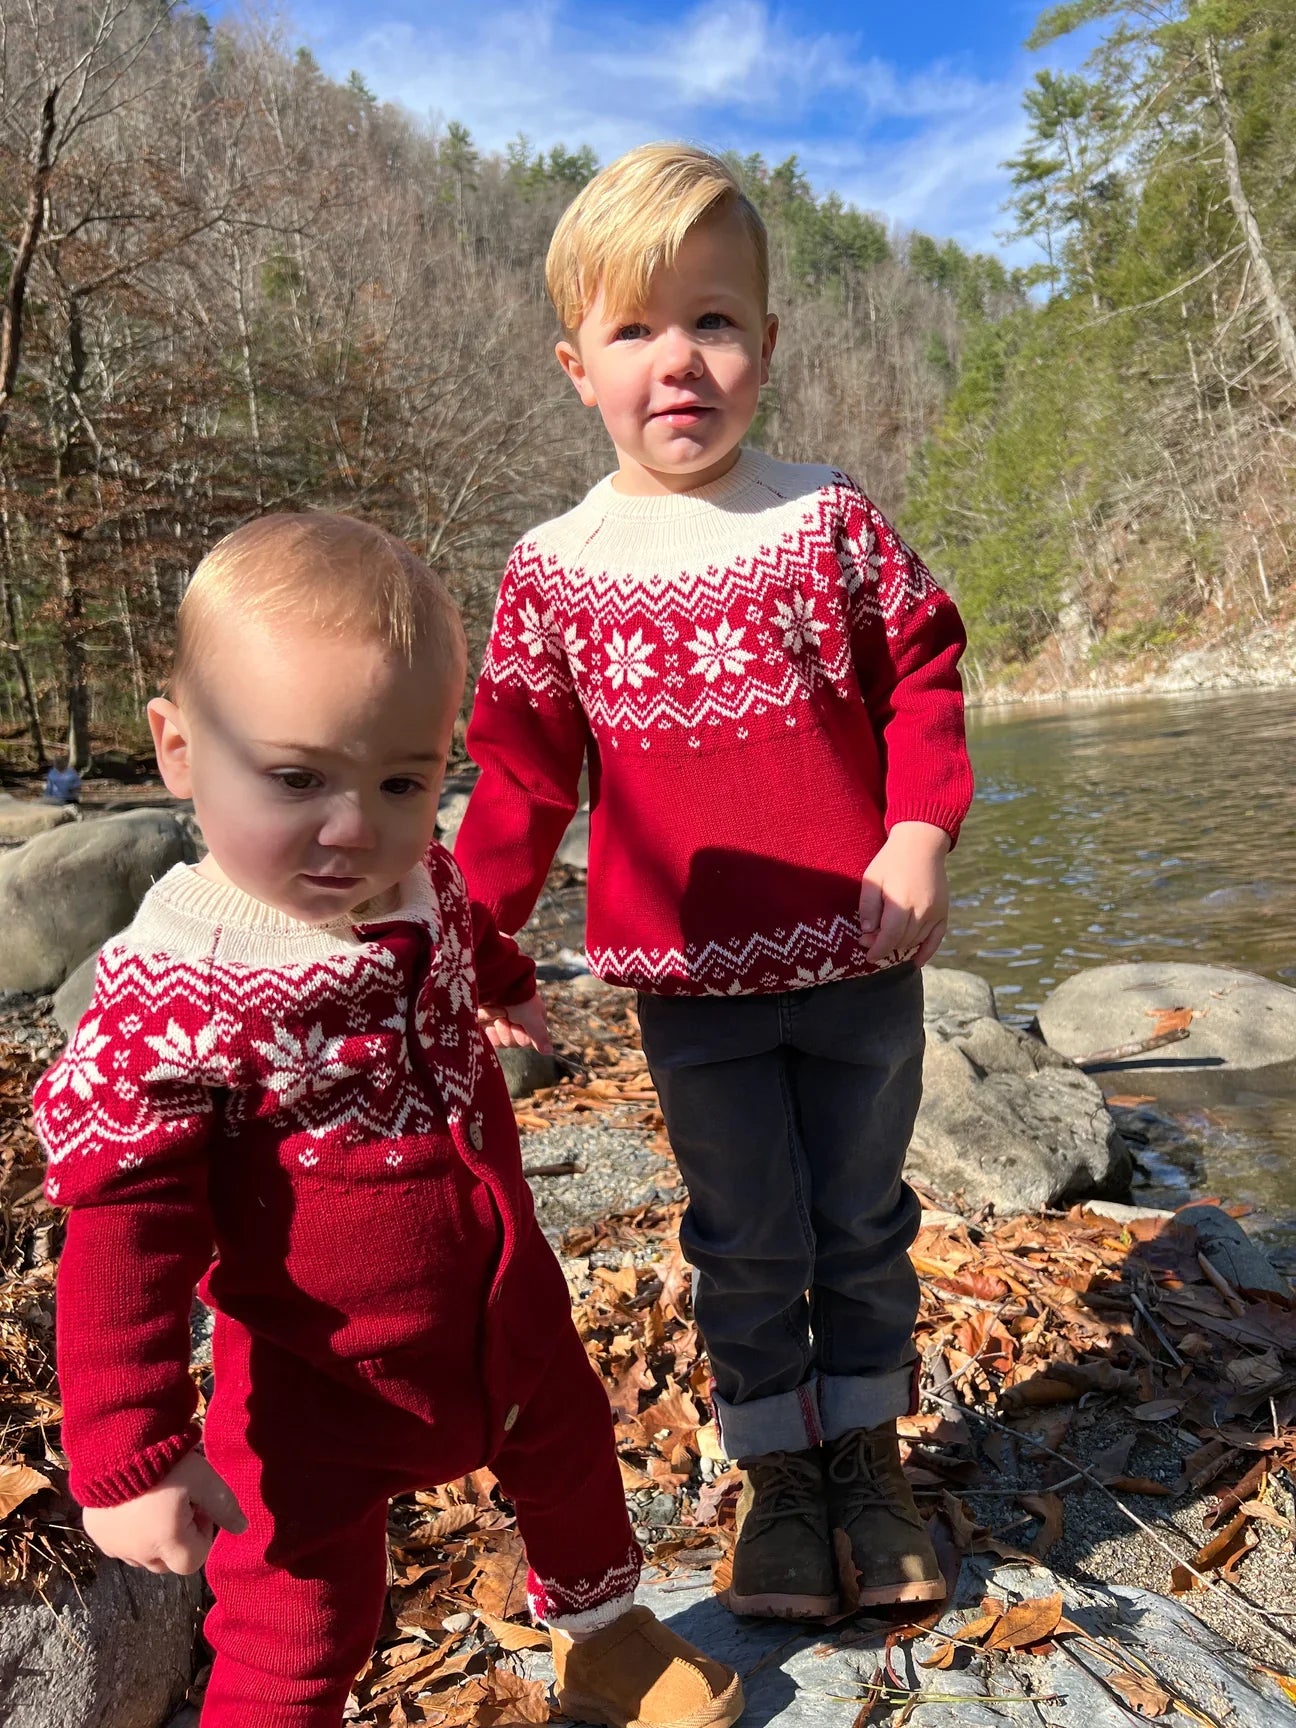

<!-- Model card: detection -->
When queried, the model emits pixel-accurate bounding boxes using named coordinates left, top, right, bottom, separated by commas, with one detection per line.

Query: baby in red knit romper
left=455, top=144, right=976, bottom=1620
left=32, top=515, right=744, bottom=1728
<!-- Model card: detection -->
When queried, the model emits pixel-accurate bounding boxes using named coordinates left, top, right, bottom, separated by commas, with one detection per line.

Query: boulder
left=0, top=1563, right=201, bottom=1728
left=0, top=797, right=76, bottom=843
left=494, top=1045, right=559, bottom=1099
left=0, top=810, right=197, bottom=995
left=1037, top=962, right=1296, bottom=1100
left=437, top=789, right=470, bottom=849
left=54, top=948, right=101, bottom=1037
left=556, top=809, right=589, bottom=874
left=912, top=970, right=1131, bottom=1214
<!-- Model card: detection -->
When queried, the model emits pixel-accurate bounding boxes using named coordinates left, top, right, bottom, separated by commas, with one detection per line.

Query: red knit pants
left=198, top=1316, right=640, bottom=1728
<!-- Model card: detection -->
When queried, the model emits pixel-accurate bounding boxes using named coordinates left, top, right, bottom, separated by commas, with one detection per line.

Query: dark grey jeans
left=637, top=966, right=924, bottom=1459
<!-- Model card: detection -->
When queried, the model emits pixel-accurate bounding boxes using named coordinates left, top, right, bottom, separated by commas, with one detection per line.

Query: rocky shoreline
left=2, top=788, right=1295, bottom=1725
left=971, top=606, right=1296, bottom=707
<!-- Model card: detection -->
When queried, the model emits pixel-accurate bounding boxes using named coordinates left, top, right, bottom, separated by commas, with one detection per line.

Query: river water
left=944, top=688, right=1296, bottom=1245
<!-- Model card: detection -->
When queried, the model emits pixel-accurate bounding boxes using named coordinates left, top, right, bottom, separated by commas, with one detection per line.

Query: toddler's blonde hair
left=546, top=142, right=768, bottom=334
left=173, top=513, right=465, bottom=697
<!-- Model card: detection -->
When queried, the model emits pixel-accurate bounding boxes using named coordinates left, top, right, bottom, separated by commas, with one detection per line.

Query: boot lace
left=743, top=1451, right=825, bottom=1537
left=826, top=1430, right=925, bottom=1530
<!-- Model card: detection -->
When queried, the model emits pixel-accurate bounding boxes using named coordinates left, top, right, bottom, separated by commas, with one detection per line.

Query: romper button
left=503, top=1403, right=519, bottom=1431
left=469, top=1121, right=484, bottom=1151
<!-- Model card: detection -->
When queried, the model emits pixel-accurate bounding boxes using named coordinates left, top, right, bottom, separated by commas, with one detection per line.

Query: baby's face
left=151, top=618, right=460, bottom=923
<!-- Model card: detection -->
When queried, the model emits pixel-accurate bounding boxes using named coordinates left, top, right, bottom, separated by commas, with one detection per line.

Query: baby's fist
left=83, top=1449, right=247, bottom=1575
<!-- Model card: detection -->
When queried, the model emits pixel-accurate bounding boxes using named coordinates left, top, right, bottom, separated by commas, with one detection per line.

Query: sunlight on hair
left=546, top=142, right=768, bottom=333
left=172, top=514, right=465, bottom=697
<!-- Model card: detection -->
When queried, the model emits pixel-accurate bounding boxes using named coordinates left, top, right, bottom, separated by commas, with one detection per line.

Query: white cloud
left=287, top=0, right=1066, bottom=257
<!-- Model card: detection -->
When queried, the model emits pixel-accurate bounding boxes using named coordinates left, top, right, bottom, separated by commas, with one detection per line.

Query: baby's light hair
left=546, top=142, right=768, bottom=334
left=172, top=513, right=465, bottom=699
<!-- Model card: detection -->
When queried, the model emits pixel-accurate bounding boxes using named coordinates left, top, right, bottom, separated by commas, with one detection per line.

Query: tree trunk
left=54, top=299, right=93, bottom=772
left=1200, top=28, right=1296, bottom=395
left=0, top=495, right=49, bottom=766
left=0, top=87, right=58, bottom=451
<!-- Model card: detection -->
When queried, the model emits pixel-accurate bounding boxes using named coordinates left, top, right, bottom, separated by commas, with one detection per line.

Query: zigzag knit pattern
left=457, top=446, right=975, bottom=996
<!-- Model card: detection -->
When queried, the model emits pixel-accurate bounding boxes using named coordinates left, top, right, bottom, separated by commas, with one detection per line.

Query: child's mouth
left=302, top=874, right=364, bottom=890
left=652, top=406, right=712, bottom=425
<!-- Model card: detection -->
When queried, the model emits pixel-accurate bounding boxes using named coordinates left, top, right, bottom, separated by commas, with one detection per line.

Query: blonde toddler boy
left=456, top=145, right=975, bottom=1618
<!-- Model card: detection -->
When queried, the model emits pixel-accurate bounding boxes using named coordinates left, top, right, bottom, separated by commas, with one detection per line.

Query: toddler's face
left=150, top=619, right=459, bottom=923
left=558, top=210, right=777, bottom=495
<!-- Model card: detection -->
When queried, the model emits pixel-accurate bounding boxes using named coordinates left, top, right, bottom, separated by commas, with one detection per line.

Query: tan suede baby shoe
left=552, top=1604, right=744, bottom=1728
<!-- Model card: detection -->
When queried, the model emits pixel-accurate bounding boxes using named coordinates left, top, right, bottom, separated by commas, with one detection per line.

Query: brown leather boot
left=727, top=1448, right=839, bottom=1619
left=825, top=1421, right=947, bottom=1607
left=552, top=1605, right=744, bottom=1728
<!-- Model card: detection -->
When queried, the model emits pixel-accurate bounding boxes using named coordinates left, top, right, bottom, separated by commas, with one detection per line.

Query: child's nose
left=657, top=326, right=703, bottom=380
left=317, top=794, right=377, bottom=851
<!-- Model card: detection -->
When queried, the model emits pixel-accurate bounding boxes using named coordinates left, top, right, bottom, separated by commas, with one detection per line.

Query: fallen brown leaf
left=1109, top=1669, right=1173, bottom=1717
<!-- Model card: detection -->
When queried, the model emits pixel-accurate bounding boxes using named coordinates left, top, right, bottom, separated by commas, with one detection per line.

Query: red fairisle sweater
left=456, top=447, right=975, bottom=997
left=32, top=847, right=568, bottom=1511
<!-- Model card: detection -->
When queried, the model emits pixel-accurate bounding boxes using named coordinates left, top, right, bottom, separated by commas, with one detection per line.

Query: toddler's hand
left=82, top=1449, right=247, bottom=1575
left=478, top=992, right=552, bottom=1053
left=859, top=821, right=950, bottom=969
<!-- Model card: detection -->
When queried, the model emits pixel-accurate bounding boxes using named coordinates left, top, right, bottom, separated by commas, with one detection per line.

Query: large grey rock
left=912, top=1010, right=1131, bottom=1214
left=54, top=948, right=101, bottom=1036
left=0, top=1563, right=201, bottom=1728
left=494, top=1045, right=559, bottom=1099
left=437, top=788, right=470, bottom=849
left=524, top=1561, right=1295, bottom=1727
left=921, top=966, right=998, bottom=1035
left=0, top=795, right=76, bottom=843
left=0, top=810, right=197, bottom=994
left=556, top=809, right=589, bottom=873
left=1038, top=962, right=1296, bottom=1099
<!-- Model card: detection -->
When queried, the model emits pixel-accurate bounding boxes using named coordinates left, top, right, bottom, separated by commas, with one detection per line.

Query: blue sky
left=216, top=1, right=1095, bottom=262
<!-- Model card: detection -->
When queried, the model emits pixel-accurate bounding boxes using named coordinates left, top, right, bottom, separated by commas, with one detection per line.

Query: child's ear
left=760, top=313, right=779, bottom=387
left=555, top=337, right=599, bottom=408
left=148, top=697, right=195, bottom=799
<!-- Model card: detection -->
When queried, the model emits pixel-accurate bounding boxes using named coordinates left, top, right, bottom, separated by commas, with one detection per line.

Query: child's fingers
left=864, top=900, right=913, bottom=965
left=858, top=874, right=884, bottom=935
left=179, top=1452, right=249, bottom=1535
left=912, top=920, right=947, bottom=968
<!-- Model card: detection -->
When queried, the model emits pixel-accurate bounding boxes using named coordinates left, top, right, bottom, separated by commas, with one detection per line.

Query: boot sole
left=855, top=1576, right=948, bottom=1607
left=557, top=1675, right=745, bottom=1728
left=726, top=1587, right=840, bottom=1620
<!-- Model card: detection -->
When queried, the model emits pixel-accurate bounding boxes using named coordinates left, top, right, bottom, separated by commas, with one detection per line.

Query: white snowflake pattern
left=517, top=599, right=559, bottom=660
left=141, top=1019, right=223, bottom=1085
left=606, top=629, right=657, bottom=690
left=686, top=619, right=754, bottom=684
left=840, top=528, right=885, bottom=595
left=434, top=922, right=475, bottom=1017
left=773, top=591, right=823, bottom=655
left=250, top=1023, right=357, bottom=1109
left=46, top=1017, right=112, bottom=1101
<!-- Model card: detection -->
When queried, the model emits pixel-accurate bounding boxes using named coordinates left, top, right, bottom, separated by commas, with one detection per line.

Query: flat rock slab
left=521, top=1561, right=1295, bottom=1726
left=1038, top=963, right=1296, bottom=1100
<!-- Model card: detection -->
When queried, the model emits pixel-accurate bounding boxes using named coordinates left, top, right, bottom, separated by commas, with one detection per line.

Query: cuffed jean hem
left=817, top=1362, right=917, bottom=1443
left=714, top=1361, right=919, bottom=1459
left=713, top=1380, right=825, bottom=1459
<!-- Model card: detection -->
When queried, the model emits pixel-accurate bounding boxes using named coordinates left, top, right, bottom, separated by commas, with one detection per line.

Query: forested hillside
left=2, top=1, right=1291, bottom=768
left=0, top=2, right=1018, bottom=767
left=909, top=0, right=1296, bottom=693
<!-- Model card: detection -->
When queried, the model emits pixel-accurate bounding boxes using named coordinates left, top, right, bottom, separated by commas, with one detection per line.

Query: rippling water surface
left=944, top=689, right=1296, bottom=1240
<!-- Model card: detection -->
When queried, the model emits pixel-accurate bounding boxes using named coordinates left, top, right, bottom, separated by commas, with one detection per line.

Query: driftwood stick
left=1076, top=1027, right=1191, bottom=1068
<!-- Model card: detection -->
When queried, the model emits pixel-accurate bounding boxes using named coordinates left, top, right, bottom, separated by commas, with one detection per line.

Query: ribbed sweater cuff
left=885, top=800, right=967, bottom=848
left=72, top=1424, right=202, bottom=1509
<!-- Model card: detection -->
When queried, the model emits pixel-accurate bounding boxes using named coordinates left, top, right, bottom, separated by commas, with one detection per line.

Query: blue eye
left=614, top=322, right=648, bottom=341
left=698, top=312, right=733, bottom=329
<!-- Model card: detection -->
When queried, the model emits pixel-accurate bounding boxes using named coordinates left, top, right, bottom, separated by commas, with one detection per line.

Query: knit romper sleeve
left=33, top=939, right=226, bottom=1508
left=837, top=485, right=975, bottom=845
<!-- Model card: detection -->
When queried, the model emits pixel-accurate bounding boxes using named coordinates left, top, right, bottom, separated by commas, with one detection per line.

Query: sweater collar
left=584, top=446, right=785, bottom=524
